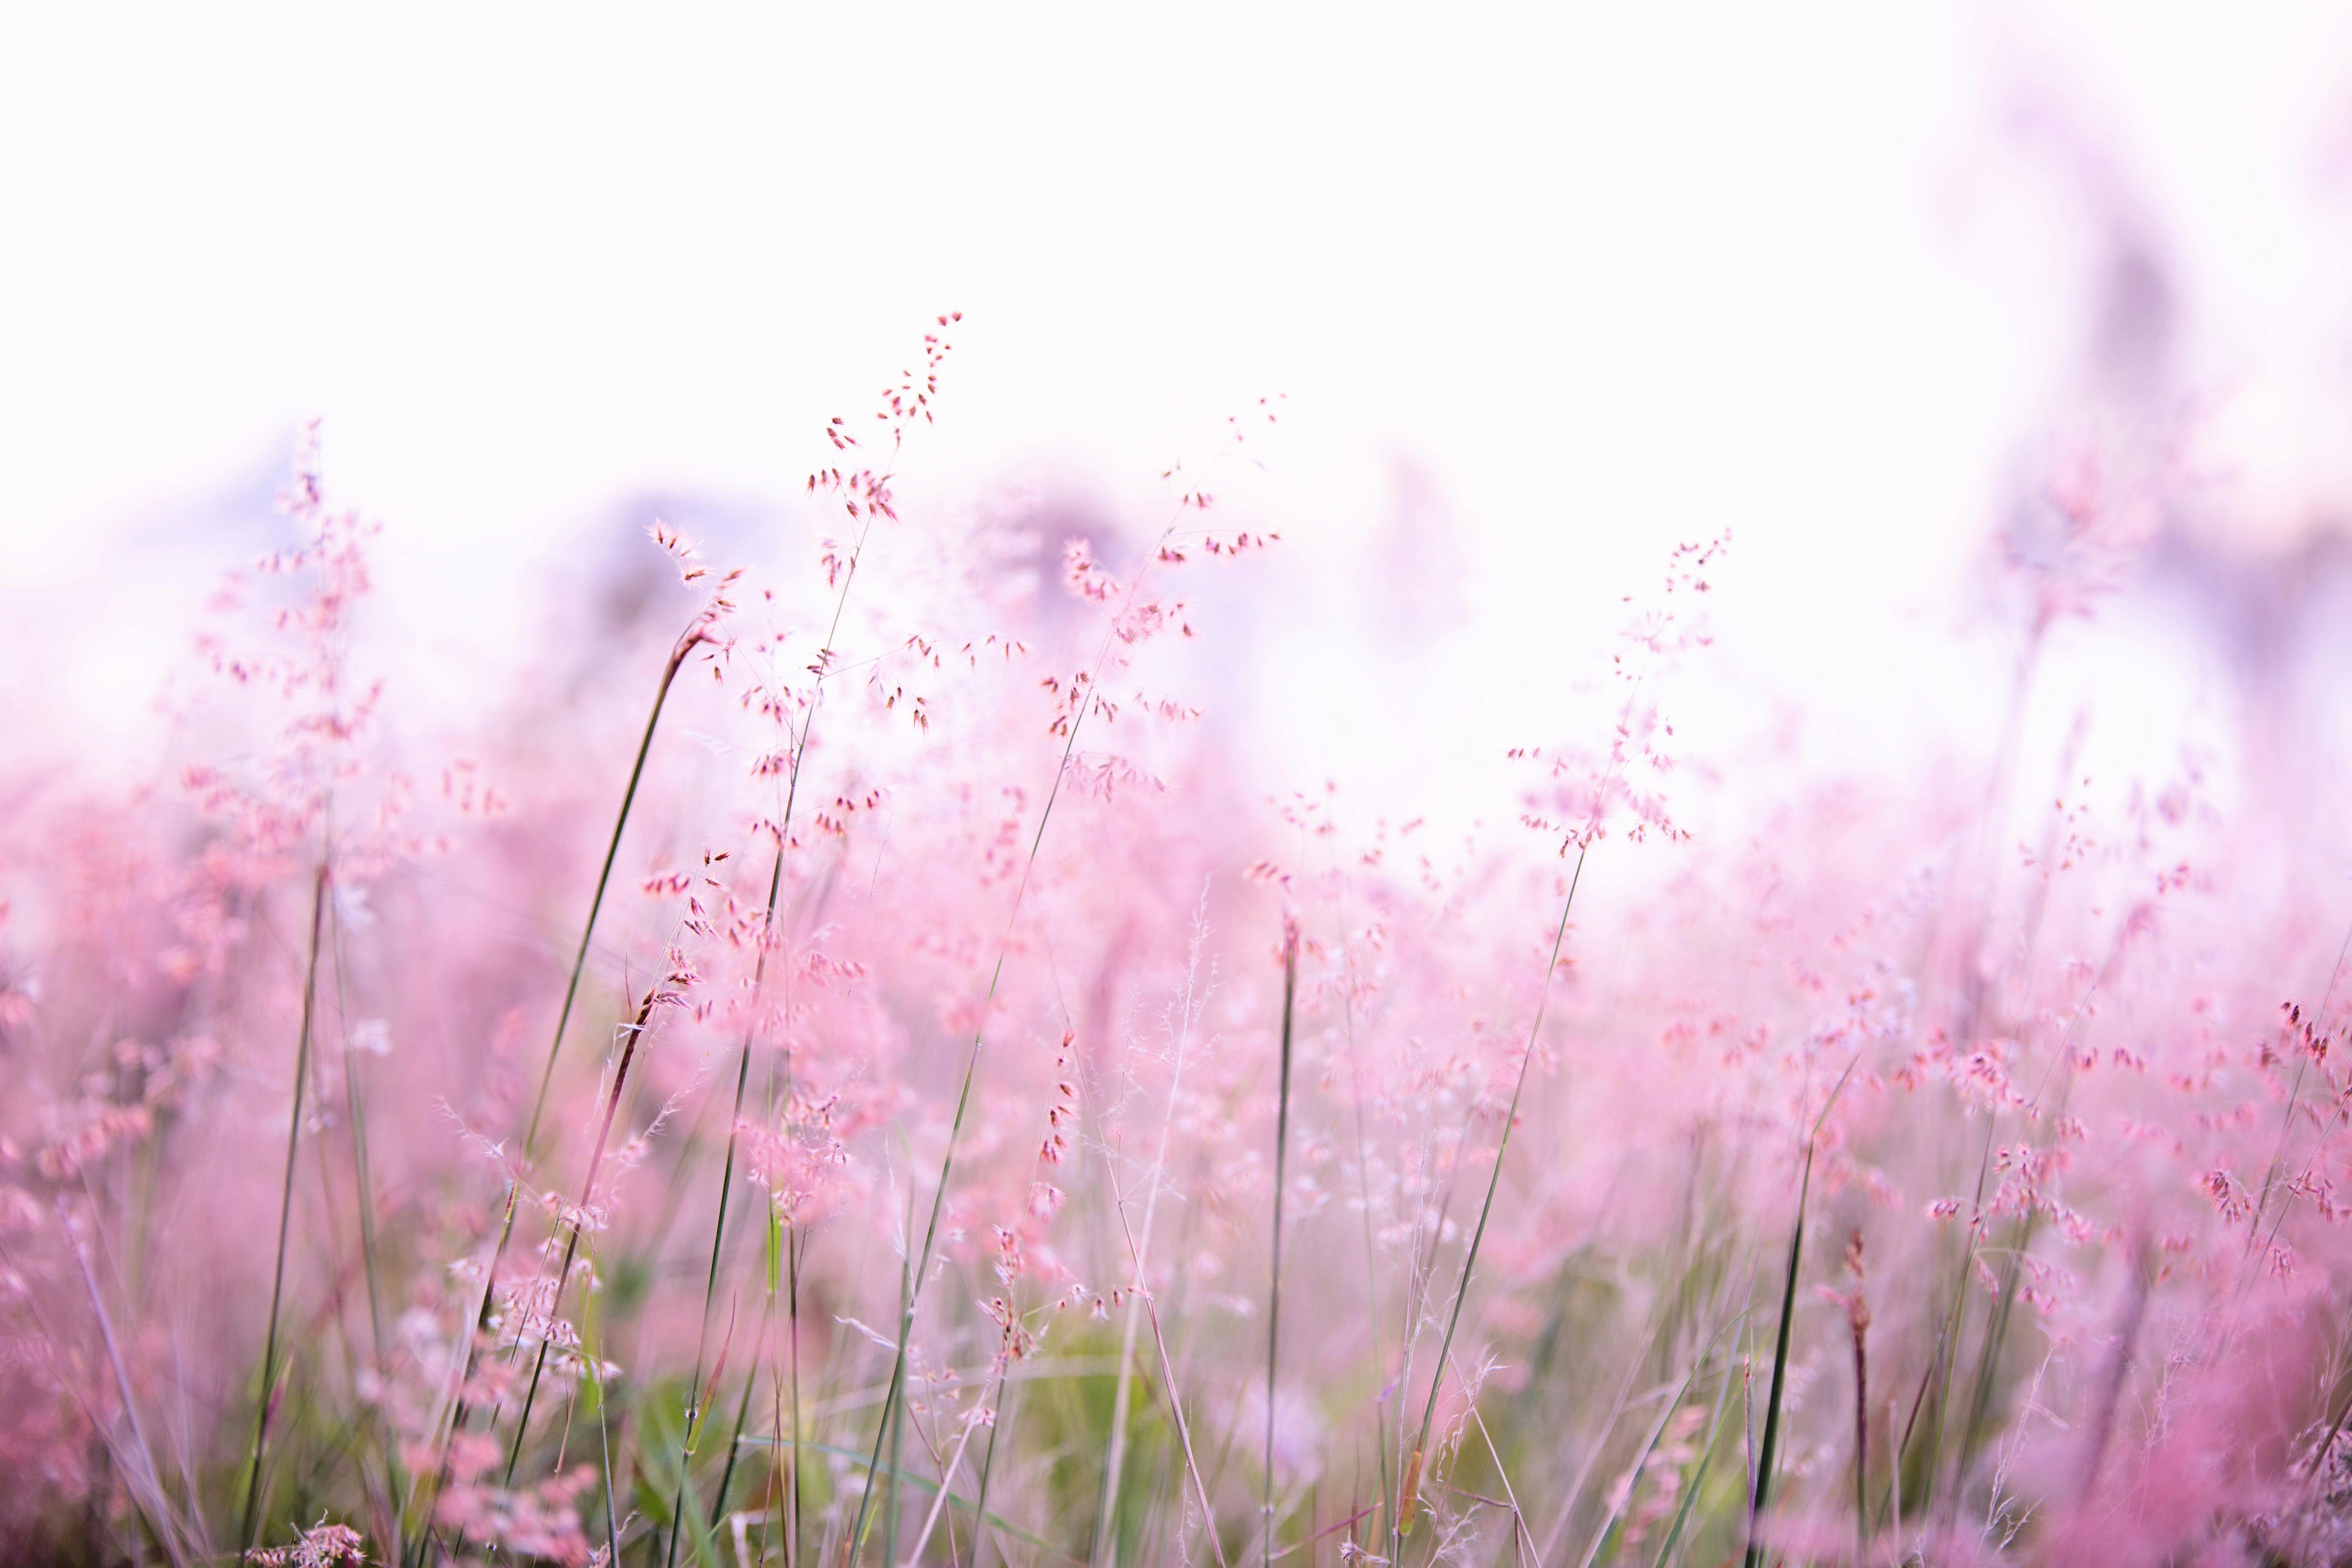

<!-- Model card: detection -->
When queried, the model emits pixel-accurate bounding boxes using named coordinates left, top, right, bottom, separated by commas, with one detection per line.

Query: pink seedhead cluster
left=2, top=328, right=2349, bottom=1568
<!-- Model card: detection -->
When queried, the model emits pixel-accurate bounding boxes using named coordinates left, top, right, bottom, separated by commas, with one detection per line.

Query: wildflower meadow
left=3, top=316, right=2349, bottom=1568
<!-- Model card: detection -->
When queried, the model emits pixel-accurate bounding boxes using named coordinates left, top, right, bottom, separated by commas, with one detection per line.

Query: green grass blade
left=1744, top=1147, right=1813, bottom=1568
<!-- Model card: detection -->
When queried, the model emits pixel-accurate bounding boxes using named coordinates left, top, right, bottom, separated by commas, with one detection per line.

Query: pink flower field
left=7, top=11, right=2352, bottom=1568
left=5, top=314, right=2351, bottom=1568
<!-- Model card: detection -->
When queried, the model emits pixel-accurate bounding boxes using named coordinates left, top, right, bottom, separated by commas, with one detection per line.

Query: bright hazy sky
left=6, top=4, right=2351, bottom=818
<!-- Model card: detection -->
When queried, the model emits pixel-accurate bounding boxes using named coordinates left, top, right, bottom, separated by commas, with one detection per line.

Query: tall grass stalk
left=1742, top=1065, right=1853, bottom=1568
left=1577, top=1316, right=1742, bottom=1568
left=1533, top=1304, right=1672, bottom=1565
left=524, top=621, right=704, bottom=1154
left=664, top=844, right=782, bottom=1568
left=331, top=901, right=401, bottom=1560
left=405, top=609, right=711, bottom=1568
left=1954, top=1209, right=2038, bottom=1511
left=504, top=977, right=666, bottom=1484
left=56, top=1203, right=193, bottom=1568
left=1114, top=1180, right=1232, bottom=1568
left=843, top=771, right=1054, bottom=1563
left=849, top=514, right=1196, bottom=1563
left=1650, top=1347, right=1739, bottom=1568
left=1449, top=1372, right=1537, bottom=1564
left=239, top=860, right=330, bottom=1553
left=964, top=1366, right=1014, bottom=1568
left=703, top=1293, right=768, bottom=1535
left=1326, top=846, right=1394, bottom=1548
left=899, top=1380, right=990, bottom=1565
left=1849, top=1257, right=1871, bottom=1568
left=1893, top=1113, right=2001, bottom=1532
left=1948, top=969, right=2100, bottom=1515
left=668, top=497, right=877, bottom=1568
left=1263, top=929, right=1298, bottom=1568
left=1399, top=846, right=1584, bottom=1550
left=1743, top=1144, right=1812, bottom=1568
left=1092, top=900, right=1210, bottom=1568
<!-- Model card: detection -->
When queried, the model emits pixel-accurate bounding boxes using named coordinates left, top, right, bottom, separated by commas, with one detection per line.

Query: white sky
left=5, top=3, right=2352, bottom=828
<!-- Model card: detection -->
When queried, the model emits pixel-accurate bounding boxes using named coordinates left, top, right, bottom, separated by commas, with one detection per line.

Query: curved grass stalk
left=406, top=610, right=710, bottom=1566
left=526, top=622, right=705, bottom=1154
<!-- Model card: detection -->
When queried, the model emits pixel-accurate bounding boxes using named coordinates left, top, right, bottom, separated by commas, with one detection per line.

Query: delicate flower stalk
left=1844, top=1231, right=1871, bottom=1568
left=671, top=414, right=894, bottom=1566
left=850, top=498, right=1210, bottom=1563
left=330, top=904, right=401, bottom=1561
left=417, top=587, right=730, bottom=1565
left=1264, top=920, right=1298, bottom=1568
left=503, top=976, right=667, bottom=1485
left=241, top=861, right=330, bottom=1555
left=14, top=339, right=2346, bottom=1568
left=1577, top=1313, right=1742, bottom=1568
left=57, top=1203, right=194, bottom=1568
left=525, top=616, right=712, bottom=1155
left=1094, top=901, right=1212, bottom=1568
left=1649, top=1349, right=1740, bottom=1568
left=1401, top=846, right=1585, bottom=1545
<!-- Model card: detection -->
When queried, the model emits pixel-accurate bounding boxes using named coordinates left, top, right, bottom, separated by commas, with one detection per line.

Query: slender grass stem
left=240, top=861, right=329, bottom=1554
left=1650, top=1345, right=1738, bottom=1568
left=329, top=899, right=403, bottom=1561
left=1532, top=1302, right=1672, bottom=1566
left=51, top=1205, right=193, bottom=1568
left=1324, top=843, right=1393, bottom=1548
left=965, top=1368, right=1014, bottom=1568
left=668, top=484, right=883, bottom=1567
left=410, top=611, right=712, bottom=1566
left=848, top=510, right=1199, bottom=1562
left=505, top=980, right=664, bottom=1485
left=328, top=903, right=388, bottom=1376
left=666, top=843, right=787, bottom=1568
left=788, top=1225, right=803, bottom=1567
left=705, top=1294, right=770, bottom=1534
left=1263, top=931, right=1298, bottom=1568
left=524, top=628, right=701, bottom=1156
left=1578, top=1316, right=1742, bottom=1568
left=1111, top=1178, right=1232, bottom=1568
left=1955, top=1209, right=2039, bottom=1501
left=1743, top=1147, right=1811, bottom=1568
left=1402, top=848, right=1584, bottom=1539
left=1092, top=901, right=1210, bottom=1568
left=901, top=1375, right=991, bottom=1566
